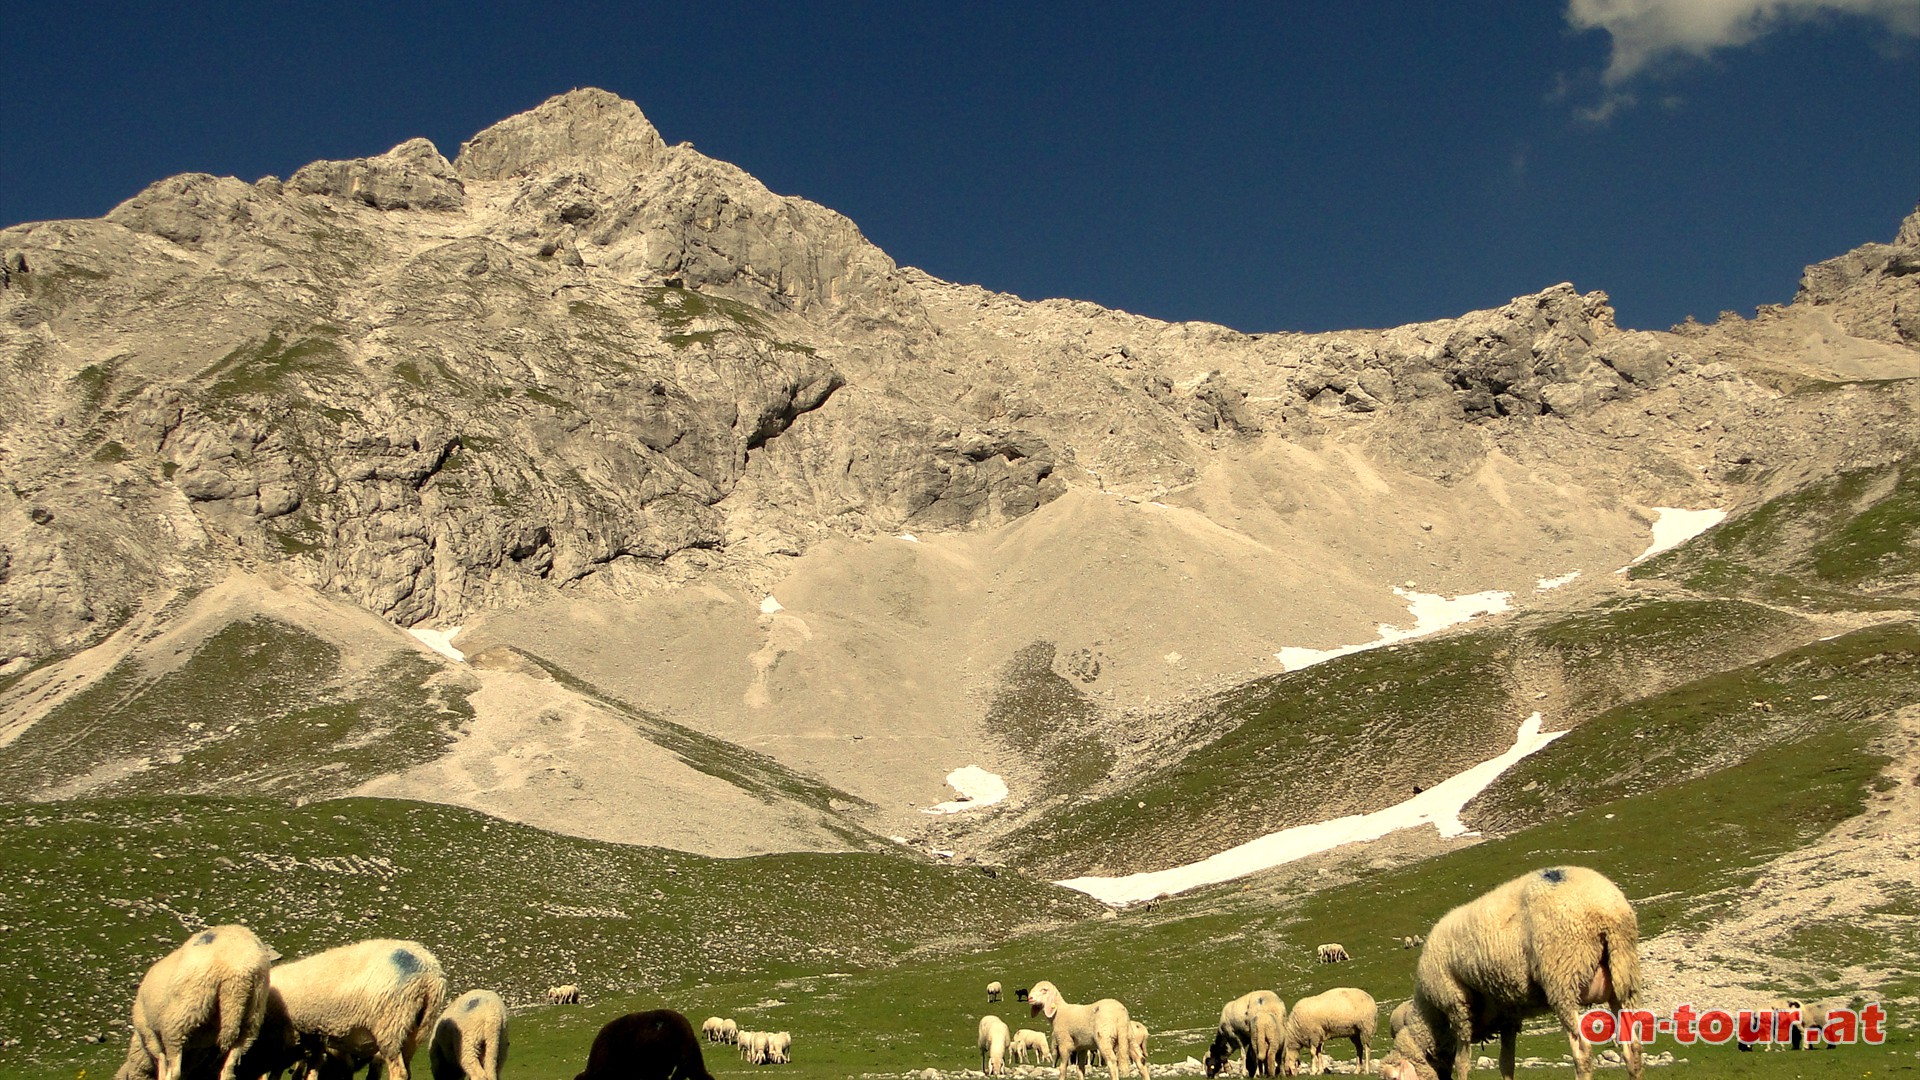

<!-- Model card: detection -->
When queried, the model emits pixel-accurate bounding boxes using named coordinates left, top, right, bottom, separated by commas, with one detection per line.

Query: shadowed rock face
left=0, top=88, right=1913, bottom=670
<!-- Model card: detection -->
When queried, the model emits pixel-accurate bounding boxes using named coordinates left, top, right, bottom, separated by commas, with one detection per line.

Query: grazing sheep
left=701, top=1018, right=723, bottom=1043
left=1126, top=1022, right=1148, bottom=1070
left=1315, top=943, right=1350, bottom=964
left=1248, top=1008, right=1283, bottom=1077
left=1281, top=988, right=1375, bottom=1075
left=1389, top=1001, right=1414, bottom=1040
left=113, top=926, right=277, bottom=1080
left=1786, top=1000, right=1839, bottom=1050
left=1016, top=988, right=1031, bottom=1003
left=988, top=980, right=1004, bottom=1003
left=574, top=1010, right=713, bottom=1080
left=738, top=1031, right=768, bottom=1064
left=1011, top=1029, right=1055, bottom=1065
left=545, top=986, right=581, bottom=1006
left=429, top=990, right=508, bottom=1080
left=1027, top=980, right=1149, bottom=1080
left=766, top=1031, right=792, bottom=1065
left=1382, top=866, right=1643, bottom=1080
left=719, top=1019, right=738, bottom=1045
left=979, top=1015, right=1012, bottom=1075
left=236, top=939, right=447, bottom=1080
left=1205, top=990, right=1286, bottom=1078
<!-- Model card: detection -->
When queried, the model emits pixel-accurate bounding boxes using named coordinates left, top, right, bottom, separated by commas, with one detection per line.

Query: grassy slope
left=1, top=715, right=1891, bottom=1080
left=0, top=797, right=1098, bottom=1073
left=0, top=617, right=466, bottom=801
left=994, top=596, right=1815, bottom=877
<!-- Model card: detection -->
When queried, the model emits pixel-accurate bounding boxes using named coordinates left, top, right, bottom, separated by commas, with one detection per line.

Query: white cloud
left=1569, top=0, right=1920, bottom=85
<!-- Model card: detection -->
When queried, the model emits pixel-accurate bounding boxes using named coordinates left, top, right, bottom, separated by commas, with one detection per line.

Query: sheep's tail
left=1600, top=922, right=1642, bottom=1009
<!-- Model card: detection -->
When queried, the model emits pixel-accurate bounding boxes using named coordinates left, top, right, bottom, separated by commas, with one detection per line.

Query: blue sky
left=3, top=1, right=1915, bottom=332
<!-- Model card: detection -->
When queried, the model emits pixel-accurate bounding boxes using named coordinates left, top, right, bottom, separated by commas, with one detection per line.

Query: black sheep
left=575, top=1010, right=714, bottom=1080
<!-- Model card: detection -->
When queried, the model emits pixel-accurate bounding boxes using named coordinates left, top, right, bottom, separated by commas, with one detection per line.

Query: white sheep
left=720, top=1018, right=739, bottom=1045
left=743, top=1030, right=775, bottom=1064
left=767, top=1030, right=792, bottom=1065
left=1281, top=987, right=1375, bottom=1075
left=1011, top=1029, right=1055, bottom=1065
left=1380, top=866, right=1643, bottom=1080
left=1389, top=1000, right=1414, bottom=1040
left=1027, top=980, right=1149, bottom=1080
left=245, top=938, right=447, bottom=1080
left=701, top=1017, right=724, bottom=1043
left=545, top=985, right=580, bottom=1005
left=988, top=980, right=1004, bottom=1003
left=428, top=990, right=508, bottom=1080
left=1248, top=1008, right=1283, bottom=1077
left=1314, top=943, right=1350, bottom=964
left=113, top=925, right=276, bottom=1080
left=979, top=1015, right=1011, bottom=1075
left=1126, top=1021, right=1148, bottom=1070
left=1205, top=989, right=1285, bottom=1078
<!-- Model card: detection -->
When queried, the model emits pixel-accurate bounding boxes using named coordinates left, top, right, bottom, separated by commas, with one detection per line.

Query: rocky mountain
left=1, top=88, right=1916, bottom=855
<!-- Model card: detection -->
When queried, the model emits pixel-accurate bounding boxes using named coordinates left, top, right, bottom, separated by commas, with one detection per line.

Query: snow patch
left=921, top=766, right=1010, bottom=814
left=1274, top=588, right=1512, bottom=672
left=408, top=626, right=465, bottom=662
left=759, top=595, right=784, bottom=614
left=1536, top=570, right=1581, bottom=591
left=1054, top=713, right=1564, bottom=906
left=1621, top=507, right=1727, bottom=570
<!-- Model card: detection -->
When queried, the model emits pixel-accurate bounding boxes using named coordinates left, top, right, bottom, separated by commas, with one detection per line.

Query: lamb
left=1281, top=988, right=1375, bottom=1075
left=428, top=990, right=508, bottom=1080
left=1205, top=990, right=1285, bottom=1078
left=1390, top=1001, right=1414, bottom=1039
left=1315, top=943, right=1350, bottom=964
left=1011, top=1029, right=1055, bottom=1065
left=1380, top=866, right=1643, bottom=1080
left=236, top=938, right=447, bottom=1080
left=113, top=925, right=277, bottom=1080
left=573, top=1010, right=713, bottom=1080
left=979, top=1015, right=1011, bottom=1075
left=988, top=980, right=1004, bottom=1003
left=545, top=986, right=580, bottom=1006
left=1016, top=988, right=1031, bottom=1003
left=1027, top=980, right=1149, bottom=1080
left=1126, top=1022, right=1148, bottom=1070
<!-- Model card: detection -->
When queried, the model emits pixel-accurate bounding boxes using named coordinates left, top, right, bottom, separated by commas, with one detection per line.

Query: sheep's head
left=1028, top=980, right=1061, bottom=1018
left=1203, top=1034, right=1230, bottom=1078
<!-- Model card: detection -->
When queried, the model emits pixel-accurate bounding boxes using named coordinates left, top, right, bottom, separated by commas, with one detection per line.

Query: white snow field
left=1054, top=713, right=1565, bottom=905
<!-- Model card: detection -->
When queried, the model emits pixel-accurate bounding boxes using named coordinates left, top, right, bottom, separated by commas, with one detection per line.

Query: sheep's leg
left=1564, top=1028, right=1593, bottom=1080
left=1499, top=1026, right=1518, bottom=1080
left=1357, top=1031, right=1371, bottom=1070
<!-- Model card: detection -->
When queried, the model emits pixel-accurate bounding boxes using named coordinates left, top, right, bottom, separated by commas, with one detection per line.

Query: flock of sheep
left=700, top=1017, right=794, bottom=1065
left=110, top=932, right=502, bottom=1080
left=109, top=863, right=1800, bottom=1080
left=979, top=865, right=1648, bottom=1080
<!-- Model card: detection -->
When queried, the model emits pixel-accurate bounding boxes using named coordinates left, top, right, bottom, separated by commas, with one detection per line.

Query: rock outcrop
left=0, top=88, right=1912, bottom=671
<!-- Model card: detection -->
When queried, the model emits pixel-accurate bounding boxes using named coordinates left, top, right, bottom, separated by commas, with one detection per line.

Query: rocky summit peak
left=454, top=87, right=666, bottom=183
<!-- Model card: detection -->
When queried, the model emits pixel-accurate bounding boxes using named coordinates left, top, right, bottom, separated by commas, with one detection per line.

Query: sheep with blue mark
left=429, top=990, right=508, bottom=1080
left=113, top=925, right=277, bottom=1080
left=1379, top=866, right=1643, bottom=1080
left=234, top=938, right=447, bottom=1080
